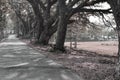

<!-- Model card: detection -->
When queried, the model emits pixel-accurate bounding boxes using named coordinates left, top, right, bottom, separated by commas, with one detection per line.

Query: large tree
left=55, top=0, right=111, bottom=50
left=7, top=0, right=120, bottom=79
left=27, top=0, right=58, bottom=45
left=26, top=0, right=111, bottom=49
left=55, top=0, right=68, bottom=51
left=107, top=0, right=120, bottom=79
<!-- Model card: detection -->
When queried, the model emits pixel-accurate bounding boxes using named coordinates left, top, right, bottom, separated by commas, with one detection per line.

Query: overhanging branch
left=73, top=8, right=112, bottom=14
left=85, top=0, right=107, bottom=6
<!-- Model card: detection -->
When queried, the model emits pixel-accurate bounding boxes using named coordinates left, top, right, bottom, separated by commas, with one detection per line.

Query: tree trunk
left=28, top=1, right=44, bottom=43
left=107, top=0, right=120, bottom=79
left=70, top=29, right=72, bottom=49
left=35, top=20, right=44, bottom=41
left=38, top=32, right=50, bottom=45
left=117, top=33, right=120, bottom=78
left=38, top=25, right=57, bottom=45
left=74, top=34, right=77, bottom=48
left=55, top=0, right=67, bottom=51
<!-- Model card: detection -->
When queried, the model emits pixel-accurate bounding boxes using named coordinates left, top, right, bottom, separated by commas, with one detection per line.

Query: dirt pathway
left=0, top=35, right=82, bottom=80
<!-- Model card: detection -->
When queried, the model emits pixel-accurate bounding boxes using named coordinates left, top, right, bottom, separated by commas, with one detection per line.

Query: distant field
left=65, top=41, right=118, bottom=56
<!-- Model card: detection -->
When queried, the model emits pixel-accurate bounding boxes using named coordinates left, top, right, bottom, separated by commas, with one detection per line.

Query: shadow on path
left=0, top=35, right=82, bottom=80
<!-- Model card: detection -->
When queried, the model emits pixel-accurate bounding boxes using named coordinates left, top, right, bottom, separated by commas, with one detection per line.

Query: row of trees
left=9, top=0, right=112, bottom=50
left=7, top=0, right=120, bottom=79
left=0, top=0, right=6, bottom=39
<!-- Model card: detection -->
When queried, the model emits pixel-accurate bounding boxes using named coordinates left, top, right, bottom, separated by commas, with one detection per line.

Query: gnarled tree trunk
left=108, top=0, right=120, bottom=79
left=55, top=0, right=67, bottom=51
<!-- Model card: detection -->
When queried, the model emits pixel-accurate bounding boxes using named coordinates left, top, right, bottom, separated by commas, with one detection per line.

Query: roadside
left=22, top=39, right=117, bottom=80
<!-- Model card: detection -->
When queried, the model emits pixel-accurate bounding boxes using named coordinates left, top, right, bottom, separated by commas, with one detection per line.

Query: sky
left=89, top=2, right=116, bottom=28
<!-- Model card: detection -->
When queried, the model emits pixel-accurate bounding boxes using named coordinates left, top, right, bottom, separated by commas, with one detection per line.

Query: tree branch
left=37, top=0, right=46, bottom=10
left=67, top=0, right=80, bottom=8
left=50, top=0, right=57, bottom=6
left=73, top=8, right=112, bottom=13
left=85, top=0, right=107, bottom=6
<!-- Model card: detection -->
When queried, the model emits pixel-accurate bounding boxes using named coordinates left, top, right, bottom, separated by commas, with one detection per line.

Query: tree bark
left=55, top=0, right=67, bottom=51
left=107, top=0, right=120, bottom=79
left=38, top=31, right=50, bottom=45
left=27, top=0, right=44, bottom=42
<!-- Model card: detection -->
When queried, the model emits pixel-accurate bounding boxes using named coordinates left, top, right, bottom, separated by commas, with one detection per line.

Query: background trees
left=7, top=0, right=115, bottom=51
left=9, top=0, right=35, bottom=38
left=107, top=0, right=120, bottom=79
left=0, top=0, right=119, bottom=79
left=23, top=0, right=111, bottom=50
left=0, top=0, right=8, bottom=39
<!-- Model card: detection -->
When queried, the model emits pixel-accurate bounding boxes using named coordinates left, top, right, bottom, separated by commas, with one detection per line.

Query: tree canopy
left=0, top=0, right=120, bottom=79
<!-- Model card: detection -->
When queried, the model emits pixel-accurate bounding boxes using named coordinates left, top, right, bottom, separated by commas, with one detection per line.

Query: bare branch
left=73, top=8, right=112, bottom=13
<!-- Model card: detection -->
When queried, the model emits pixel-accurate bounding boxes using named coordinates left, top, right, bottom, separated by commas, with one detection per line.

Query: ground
left=24, top=40, right=118, bottom=80
left=65, top=41, right=118, bottom=56
left=0, top=35, right=82, bottom=80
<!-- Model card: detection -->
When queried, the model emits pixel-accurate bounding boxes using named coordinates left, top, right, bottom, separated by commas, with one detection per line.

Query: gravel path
left=0, top=35, right=82, bottom=80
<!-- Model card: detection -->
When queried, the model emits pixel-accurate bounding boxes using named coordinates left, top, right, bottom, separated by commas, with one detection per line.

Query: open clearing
left=65, top=41, right=118, bottom=56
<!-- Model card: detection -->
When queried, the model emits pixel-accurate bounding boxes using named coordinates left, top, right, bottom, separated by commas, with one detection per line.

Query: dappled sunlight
left=61, top=74, right=73, bottom=80
left=0, top=35, right=26, bottom=46
left=0, top=68, right=82, bottom=80
left=46, top=60, right=61, bottom=66
left=0, top=34, right=81, bottom=80
left=33, top=58, right=42, bottom=62
left=6, top=62, right=29, bottom=67
left=5, top=72, right=19, bottom=79
left=0, top=42, right=26, bottom=46
left=2, top=54, right=15, bottom=58
left=68, top=55, right=85, bottom=59
left=7, top=35, right=17, bottom=39
left=1, top=0, right=118, bottom=79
